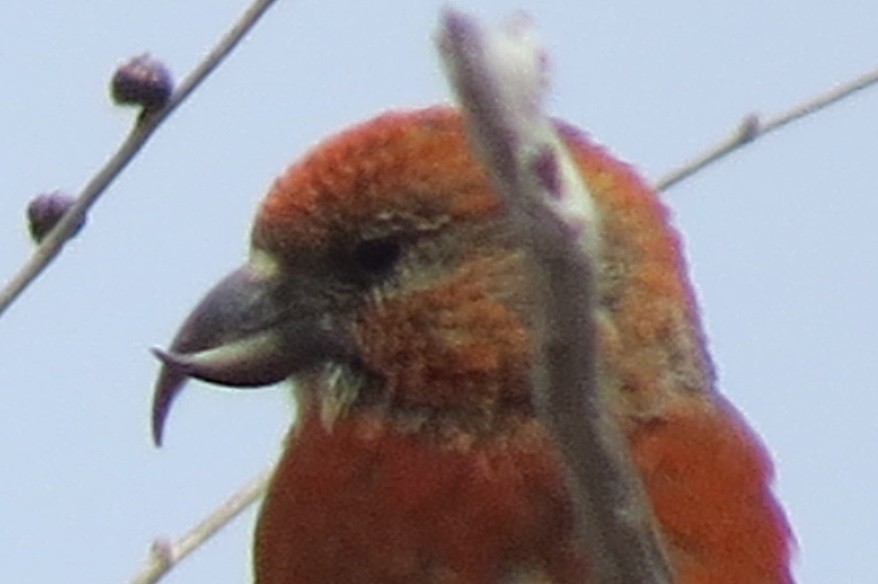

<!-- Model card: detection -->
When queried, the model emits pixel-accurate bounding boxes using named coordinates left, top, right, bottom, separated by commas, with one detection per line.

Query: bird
left=151, top=106, right=794, bottom=583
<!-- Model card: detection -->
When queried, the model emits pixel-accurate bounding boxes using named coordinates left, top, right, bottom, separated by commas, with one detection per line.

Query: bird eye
left=352, top=237, right=402, bottom=275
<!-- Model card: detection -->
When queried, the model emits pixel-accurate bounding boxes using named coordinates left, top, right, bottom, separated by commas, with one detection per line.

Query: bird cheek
left=356, top=288, right=533, bottom=411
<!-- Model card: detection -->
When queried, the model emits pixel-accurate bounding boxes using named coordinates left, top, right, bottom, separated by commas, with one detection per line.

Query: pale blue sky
left=1, top=1, right=876, bottom=582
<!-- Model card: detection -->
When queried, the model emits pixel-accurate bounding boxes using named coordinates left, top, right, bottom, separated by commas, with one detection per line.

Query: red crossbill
left=152, top=106, right=793, bottom=583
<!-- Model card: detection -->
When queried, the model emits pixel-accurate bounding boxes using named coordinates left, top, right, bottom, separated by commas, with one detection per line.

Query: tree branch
left=0, top=0, right=280, bottom=320
left=657, top=64, right=878, bottom=191
left=437, top=8, right=672, bottom=584
left=127, top=468, right=272, bottom=584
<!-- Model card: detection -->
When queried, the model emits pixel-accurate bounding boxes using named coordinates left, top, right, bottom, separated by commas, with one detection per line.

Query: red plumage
left=153, top=107, right=793, bottom=583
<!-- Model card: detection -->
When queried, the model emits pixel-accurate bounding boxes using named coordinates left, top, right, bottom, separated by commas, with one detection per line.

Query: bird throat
left=296, top=361, right=538, bottom=444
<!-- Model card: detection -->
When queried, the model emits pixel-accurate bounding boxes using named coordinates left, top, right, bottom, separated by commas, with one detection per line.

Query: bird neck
left=296, top=362, right=538, bottom=442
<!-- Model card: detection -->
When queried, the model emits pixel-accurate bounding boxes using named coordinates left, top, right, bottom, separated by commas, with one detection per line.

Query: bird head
left=151, top=106, right=711, bottom=445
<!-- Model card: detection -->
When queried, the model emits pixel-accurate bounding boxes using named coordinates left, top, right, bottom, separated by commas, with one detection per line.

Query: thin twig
left=657, top=65, right=878, bottom=191
left=437, top=8, right=672, bottom=584
left=0, top=0, right=280, bottom=320
left=127, top=467, right=272, bottom=584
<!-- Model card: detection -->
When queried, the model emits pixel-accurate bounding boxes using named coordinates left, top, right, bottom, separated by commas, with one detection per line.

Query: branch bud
left=26, top=191, right=84, bottom=244
left=111, top=54, right=174, bottom=111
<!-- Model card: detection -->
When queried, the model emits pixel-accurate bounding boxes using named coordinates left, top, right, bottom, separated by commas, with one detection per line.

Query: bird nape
left=151, top=106, right=794, bottom=584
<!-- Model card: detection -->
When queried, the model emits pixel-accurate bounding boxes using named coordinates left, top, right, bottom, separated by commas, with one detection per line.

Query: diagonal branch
left=127, top=467, right=272, bottom=584
left=437, top=8, right=672, bottom=584
left=657, top=65, right=878, bottom=191
left=0, top=0, right=280, bottom=320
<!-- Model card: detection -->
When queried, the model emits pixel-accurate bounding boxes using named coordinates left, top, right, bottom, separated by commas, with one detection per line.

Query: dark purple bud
left=26, top=191, right=84, bottom=244
left=737, top=113, right=761, bottom=143
left=111, top=54, right=173, bottom=111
